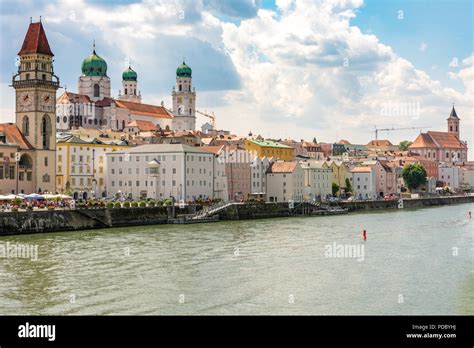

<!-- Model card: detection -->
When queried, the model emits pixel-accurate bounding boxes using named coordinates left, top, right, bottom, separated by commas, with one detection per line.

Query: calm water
left=0, top=204, right=473, bottom=315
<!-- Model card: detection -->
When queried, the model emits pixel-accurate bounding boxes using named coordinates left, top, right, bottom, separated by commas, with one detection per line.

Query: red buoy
left=363, top=229, right=367, bottom=241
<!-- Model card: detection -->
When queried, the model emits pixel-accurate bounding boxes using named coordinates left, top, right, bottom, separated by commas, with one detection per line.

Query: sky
left=0, top=0, right=472, bottom=158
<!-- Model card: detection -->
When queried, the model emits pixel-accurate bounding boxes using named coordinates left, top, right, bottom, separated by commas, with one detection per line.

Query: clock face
left=17, top=92, right=33, bottom=110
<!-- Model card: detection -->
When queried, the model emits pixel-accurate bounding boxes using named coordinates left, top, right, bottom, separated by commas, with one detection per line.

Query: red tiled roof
left=126, top=120, right=157, bottom=131
left=351, top=166, right=372, bottom=173
left=409, top=131, right=466, bottom=149
left=95, top=97, right=115, bottom=107
left=267, top=161, right=297, bottom=173
left=0, top=123, right=34, bottom=150
left=115, top=100, right=173, bottom=119
left=200, top=145, right=224, bottom=154
left=18, top=22, right=53, bottom=56
left=427, top=131, right=466, bottom=149
left=366, top=139, right=394, bottom=147
left=57, top=91, right=91, bottom=104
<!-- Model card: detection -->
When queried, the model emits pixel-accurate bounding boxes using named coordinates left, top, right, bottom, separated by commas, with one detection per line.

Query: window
left=22, top=116, right=29, bottom=135
left=44, top=157, right=48, bottom=166
left=94, top=84, right=100, bottom=97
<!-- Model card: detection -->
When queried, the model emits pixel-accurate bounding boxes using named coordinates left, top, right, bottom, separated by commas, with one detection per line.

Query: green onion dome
left=122, top=66, right=137, bottom=81
left=81, top=50, right=108, bottom=77
left=176, top=60, right=192, bottom=78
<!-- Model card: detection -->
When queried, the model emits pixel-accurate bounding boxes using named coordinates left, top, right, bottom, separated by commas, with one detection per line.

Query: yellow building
left=244, top=139, right=294, bottom=161
left=327, top=160, right=351, bottom=194
left=56, top=135, right=130, bottom=199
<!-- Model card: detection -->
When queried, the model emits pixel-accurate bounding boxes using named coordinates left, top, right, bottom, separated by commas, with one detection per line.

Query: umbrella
left=42, top=194, right=57, bottom=199
left=24, top=193, right=45, bottom=199
left=55, top=194, right=72, bottom=199
left=0, top=194, right=24, bottom=200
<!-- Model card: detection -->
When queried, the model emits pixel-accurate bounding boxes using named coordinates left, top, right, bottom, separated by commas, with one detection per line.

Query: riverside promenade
left=0, top=195, right=473, bottom=236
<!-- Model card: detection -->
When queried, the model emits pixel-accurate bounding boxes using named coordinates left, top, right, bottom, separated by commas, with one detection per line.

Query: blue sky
left=0, top=0, right=472, bottom=157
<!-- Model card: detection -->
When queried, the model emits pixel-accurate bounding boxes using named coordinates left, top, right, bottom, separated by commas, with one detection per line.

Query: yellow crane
left=196, top=110, right=216, bottom=129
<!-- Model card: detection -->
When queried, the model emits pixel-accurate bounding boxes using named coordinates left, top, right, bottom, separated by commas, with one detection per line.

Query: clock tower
left=12, top=20, right=59, bottom=193
left=171, top=60, right=196, bottom=131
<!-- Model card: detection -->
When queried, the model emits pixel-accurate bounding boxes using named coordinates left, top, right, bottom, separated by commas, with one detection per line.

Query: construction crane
left=196, top=110, right=216, bottom=129
left=373, top=125, right=431, bottom=141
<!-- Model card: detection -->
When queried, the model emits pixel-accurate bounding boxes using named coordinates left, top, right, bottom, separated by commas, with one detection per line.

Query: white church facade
left=56, top=47, right=197, bottom=133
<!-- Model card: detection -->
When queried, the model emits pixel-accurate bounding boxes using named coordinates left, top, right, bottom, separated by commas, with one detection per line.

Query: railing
left=192, top=201, right=233, bottom=220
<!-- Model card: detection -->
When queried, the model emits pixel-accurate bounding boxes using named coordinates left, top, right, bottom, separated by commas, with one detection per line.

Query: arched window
left=179, top=84, right=182, bottom=91
left=134, top=89, right=136, bottom=95
left=125, top=88, right=127, bottom=95
left=122, top=120, right=125, bottom=130
left=22, top=116, right=29, bottom=135
left=41, top=115, right=51, bottom=149
left=450, top=126, right=453, bottom=131
left=94, top=84, right=100, bottom=98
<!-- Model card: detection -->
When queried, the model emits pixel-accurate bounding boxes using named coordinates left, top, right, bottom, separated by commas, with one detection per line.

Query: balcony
left=11, top=75, right=60, bottom=89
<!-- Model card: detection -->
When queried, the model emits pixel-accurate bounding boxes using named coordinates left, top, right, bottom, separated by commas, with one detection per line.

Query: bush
left=106, top=201, right=115, bottom=209
left=139, top=201, right=147, bottom=207
left=163, top=199, right=173, bottom=206
left=123, top=201, right=131, bottom=208
left=155, top=200, right=164, bottom=206
left=131, top=201, right=138, bottom=207
left=114, top=202, right=122, bottom=208
left=148, top=201, right=155, bottom=207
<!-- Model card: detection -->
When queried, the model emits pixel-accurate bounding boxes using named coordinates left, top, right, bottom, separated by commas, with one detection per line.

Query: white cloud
left=1, top=0, right=472, bottom=159
left=419, top=42, right=428, bottom=52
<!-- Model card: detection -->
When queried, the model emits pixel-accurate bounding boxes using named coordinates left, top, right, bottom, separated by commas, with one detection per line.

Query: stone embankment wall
left=0, top=196, right=473, bottom=236
left=338, top=195, right=474, bottom=211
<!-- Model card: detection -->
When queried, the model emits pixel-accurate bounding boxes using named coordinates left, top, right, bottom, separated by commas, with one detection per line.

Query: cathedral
left=409, top=106, right=468, bottom=162
left=56, top=45, right=197, bottom=133
left=0, top=20, right=59, bottom=194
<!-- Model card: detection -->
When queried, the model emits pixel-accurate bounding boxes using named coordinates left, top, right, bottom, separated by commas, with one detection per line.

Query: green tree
left=401, top=163, right=427, bottom=191
left=399, top=140, right=413, bottom=151
left=345, top=178, right=352, bottom=193
left=332, top=182, right=340, bottom=196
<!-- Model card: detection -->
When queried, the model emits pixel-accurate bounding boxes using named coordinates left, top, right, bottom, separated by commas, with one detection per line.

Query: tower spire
left=93, top=39, right=96, bottom=54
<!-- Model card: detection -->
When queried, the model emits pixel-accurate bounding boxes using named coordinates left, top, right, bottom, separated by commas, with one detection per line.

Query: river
left=0, top=203, right=472, bottom=315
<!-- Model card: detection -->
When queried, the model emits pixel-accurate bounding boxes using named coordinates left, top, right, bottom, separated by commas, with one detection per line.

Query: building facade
left=0, top=21, right=60, bottom=194
left=266, top=161, right=304, bottom=202
left=244, top=139, right=294, bottom=161
left=105, top=144, right=227, bottom=201
left=56, top=135, right=130, bottom=199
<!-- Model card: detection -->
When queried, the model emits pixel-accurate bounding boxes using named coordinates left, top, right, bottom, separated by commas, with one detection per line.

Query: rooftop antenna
left=39, top=16, right=42, bottom=22
left=30, top=17, right=32, bottom=23
left=93, top=39, right=96, bottom=53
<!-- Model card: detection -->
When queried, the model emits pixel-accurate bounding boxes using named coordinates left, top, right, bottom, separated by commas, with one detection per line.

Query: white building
left=266, top=161, right=304, bottom=202
left=250, top=156, right=275, bottom=196
left=105, top=144, right=227, bottom=201
left=438, top=163, right=459, bottom=189
left=459, top=166, right=474, bottom=189
left=351, top=166, right=377, bottom=200
left=300, top=160, right=333, bottom=201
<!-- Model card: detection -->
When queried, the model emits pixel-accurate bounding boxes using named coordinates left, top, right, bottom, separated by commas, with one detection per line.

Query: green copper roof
left=81, top=50, right=108, bottom=77
left=176, top=60, right=192, bottom=78
left=122, top=66, right=137, bottom=81
left=247, top=139, right=293, bottom=149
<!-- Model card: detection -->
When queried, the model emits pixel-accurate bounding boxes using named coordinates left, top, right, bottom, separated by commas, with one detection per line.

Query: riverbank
left=0, top=195, right=473, bottom=236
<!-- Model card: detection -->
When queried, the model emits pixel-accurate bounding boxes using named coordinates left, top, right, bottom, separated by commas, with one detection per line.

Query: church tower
left=171, top=60, right=196, bottom=131
left=447, top=105, right=460, bottom=139
left=118, top=66, right=141, bottom=103
left=12, top=20, right=59, bottom=193
left=78, top=44, right=111, bottom=102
